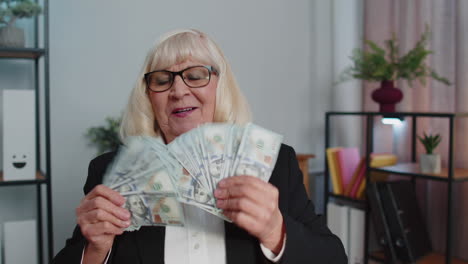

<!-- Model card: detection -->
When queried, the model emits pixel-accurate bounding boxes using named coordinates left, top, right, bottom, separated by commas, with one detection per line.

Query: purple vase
left=371, top=80, right=403, bottom=112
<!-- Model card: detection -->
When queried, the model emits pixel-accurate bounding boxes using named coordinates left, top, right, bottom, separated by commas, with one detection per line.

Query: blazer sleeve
left=280, top=145, right=347, bottom=264
left=52, top=152, right=116, bottom=264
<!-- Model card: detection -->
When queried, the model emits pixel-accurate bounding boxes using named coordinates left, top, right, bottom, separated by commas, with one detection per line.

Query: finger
left=218, top=175, right=266, bottom=189
left=218, top=175, right=278, bottom=201
left=83, top=185, right=125, bottom=206
left=216, top=177, right=279, bottom=206
left=223, top=210, right=265, bottom=236
left=77, top=196, right=130, bottom=221
left=215, top=184, right=266, bottom=206
left=81, top=221, right=125, bottom=238
left=78, top=208, right=131, bottom=228
left=216, top=197, right=260, bottom=215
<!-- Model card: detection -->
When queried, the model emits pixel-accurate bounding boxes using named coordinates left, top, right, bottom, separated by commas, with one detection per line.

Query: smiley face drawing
left=12, top=154, right=28, bottom=169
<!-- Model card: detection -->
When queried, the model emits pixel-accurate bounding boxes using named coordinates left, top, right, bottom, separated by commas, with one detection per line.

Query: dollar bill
left=199, top=123, right=230, bottom=188
left=123, top=194, right=184, bottom=231
left=232, top=123, right=283, bottom=182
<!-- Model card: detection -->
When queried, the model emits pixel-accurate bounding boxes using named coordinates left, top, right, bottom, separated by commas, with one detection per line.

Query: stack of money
left=103, top=123, right=283, bottom=231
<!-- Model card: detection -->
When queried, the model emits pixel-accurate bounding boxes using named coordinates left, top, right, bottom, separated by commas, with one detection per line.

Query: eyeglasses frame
left=144, top=65, right=218, bottom=93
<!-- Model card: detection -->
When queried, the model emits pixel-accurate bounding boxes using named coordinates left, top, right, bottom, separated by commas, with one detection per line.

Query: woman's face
left=148, top=59, right=218, bottom=143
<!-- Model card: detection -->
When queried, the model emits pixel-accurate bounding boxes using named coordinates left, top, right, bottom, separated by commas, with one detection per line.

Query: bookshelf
left=0, top=0, right=53, bottom=263
left=324, top=112, right=468, bottom=264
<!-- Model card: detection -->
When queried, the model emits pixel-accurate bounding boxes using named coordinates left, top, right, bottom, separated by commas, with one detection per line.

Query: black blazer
left=53, top=144, right=347, bottom=264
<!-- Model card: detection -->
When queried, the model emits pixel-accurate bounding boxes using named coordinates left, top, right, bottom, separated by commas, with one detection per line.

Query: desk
left=296, top=154, right=315, bottom=197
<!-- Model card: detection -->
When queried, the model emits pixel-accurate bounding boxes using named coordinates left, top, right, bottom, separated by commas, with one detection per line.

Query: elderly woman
left=53, top=29, right=347, bottom=264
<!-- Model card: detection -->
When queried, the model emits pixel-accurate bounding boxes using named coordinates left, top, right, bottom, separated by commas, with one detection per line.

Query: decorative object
left=2, top=90, right=36, bottom=181
left=86, top=116, right=121, bottom=154
left=418, top=132, right=441, bottom=173
left=341, top=27, right=451, bottom=112
left=0, top=0, right=42, bottom=47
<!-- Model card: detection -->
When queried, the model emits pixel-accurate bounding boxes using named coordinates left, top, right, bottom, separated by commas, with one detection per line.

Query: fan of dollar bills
left=102, top=123, right=283, bottom=231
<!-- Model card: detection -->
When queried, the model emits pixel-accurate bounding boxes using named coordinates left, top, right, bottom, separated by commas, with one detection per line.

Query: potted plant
left=85, top=117, right=122, bottom=155
left=341, top=27, right=451, bottom=112
left=0, top=0, right=42, bottom=47
left=417, top=132, right=442, bottom=173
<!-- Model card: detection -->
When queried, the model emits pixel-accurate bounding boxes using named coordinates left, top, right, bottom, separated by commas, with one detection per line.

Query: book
left=378, top=181, right=432, bottom=262
left=355, top=153, right=398, bottom=199
left=327, top=202, right=349, bottom=256
left=346, top=158, right=365, bottom=198
left=326, top=147, right=343, bottom=194
left=336, top=147, right=361, bottom=192
left=366, top=182, right=398, bottom=263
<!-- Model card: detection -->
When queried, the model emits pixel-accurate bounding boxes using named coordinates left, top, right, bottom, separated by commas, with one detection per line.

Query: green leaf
left=85, top=116, right=122, bottom=155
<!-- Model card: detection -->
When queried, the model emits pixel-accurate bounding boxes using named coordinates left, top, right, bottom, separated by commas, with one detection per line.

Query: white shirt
left=82, top=204, right=285, bottom=263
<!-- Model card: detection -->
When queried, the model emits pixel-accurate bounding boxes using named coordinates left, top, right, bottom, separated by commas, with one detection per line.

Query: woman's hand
left=214, top=176, right=285, bottom=254
left=76, top=185, right=130, bottom=263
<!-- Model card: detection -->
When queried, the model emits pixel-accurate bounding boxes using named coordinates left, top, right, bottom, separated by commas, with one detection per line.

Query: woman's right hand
left=76, top=184, right=131, bottom=262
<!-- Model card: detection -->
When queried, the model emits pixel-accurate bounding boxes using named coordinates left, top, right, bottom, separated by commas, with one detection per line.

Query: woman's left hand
left=214, top=175, right=285, bottom=254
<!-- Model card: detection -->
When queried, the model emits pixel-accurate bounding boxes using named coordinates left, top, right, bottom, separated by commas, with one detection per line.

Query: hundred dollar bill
left=181, top=131, right=212, bottom=192
left=118, top=162, right=178, bottom=196
left=232, top=123, right=283, bottom=182
left=103, top=136, right=149, bottom=186
left=123, top=194, right=184, bottom=231
left=167, top=138, right=208, bottom=190
left=226, top=125, right=244, bottom=178
left=108, top=140, right=169, bottom=189
left=199, top=123, right=231, bottom=188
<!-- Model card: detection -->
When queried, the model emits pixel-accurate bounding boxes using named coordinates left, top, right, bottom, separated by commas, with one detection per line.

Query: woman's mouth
left=172, top=107, right=197, bottom=117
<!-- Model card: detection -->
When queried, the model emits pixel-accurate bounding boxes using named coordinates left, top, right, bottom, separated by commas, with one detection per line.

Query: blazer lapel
left=134, top=226, right=166, bottom=264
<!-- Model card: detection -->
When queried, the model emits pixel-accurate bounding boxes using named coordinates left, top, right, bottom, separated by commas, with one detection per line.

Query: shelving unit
left=0, top=0, right=52, bottom=263
left=324, top=112, right=468, bottom=264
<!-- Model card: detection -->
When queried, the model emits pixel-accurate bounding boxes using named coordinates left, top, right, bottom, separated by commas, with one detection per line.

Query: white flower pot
left=0, top=26, right=25, bottom=48
left=420, top=154, right=441, bottom=174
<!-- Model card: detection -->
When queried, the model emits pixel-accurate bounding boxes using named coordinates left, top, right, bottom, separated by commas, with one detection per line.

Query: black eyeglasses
left=144, top=65, right=218, bottom=93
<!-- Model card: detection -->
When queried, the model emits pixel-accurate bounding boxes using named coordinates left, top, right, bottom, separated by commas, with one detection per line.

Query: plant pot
left=0, top=26, right=25, bottom=48
left=371, top=80, right=403, bottom=112
left=420, top=154, right=441, bottom=174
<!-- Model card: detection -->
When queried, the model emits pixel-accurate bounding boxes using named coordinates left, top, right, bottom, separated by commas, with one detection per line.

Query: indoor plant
left=0, top=0, right=42, bottom=47
left=417, top=132, right=442, bottom=173
left=85, top=117, right=121, bottom=155
left=342, top=27, right=451, bottom=112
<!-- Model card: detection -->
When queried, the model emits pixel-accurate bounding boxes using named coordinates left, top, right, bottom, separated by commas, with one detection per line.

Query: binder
left=366, top=182, right=398, bottom=263
left=378, top=181, right=432, bottom=262
left=349, top=207, right=365, bottom=264
left=4, top=219, right=38, bottom=264
left=326, top=202, right=349, bottom=256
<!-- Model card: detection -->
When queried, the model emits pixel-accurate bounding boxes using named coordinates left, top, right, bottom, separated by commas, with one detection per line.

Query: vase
left=0, top=26, right=25, bottom=48
left=420, top=154, right=441, bottom=174
left=371, top=80, right=403, bottom=112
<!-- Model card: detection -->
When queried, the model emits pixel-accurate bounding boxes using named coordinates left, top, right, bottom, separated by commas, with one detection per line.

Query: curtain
left=363, top=0, right=468, bottom=260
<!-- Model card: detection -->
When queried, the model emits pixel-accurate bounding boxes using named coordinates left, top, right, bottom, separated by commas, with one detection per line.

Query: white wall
left=49, top=0, right=315, bottom=253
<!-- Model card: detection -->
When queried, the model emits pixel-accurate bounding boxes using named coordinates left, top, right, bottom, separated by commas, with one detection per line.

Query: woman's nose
left=170, top=75, right=190, bottom=97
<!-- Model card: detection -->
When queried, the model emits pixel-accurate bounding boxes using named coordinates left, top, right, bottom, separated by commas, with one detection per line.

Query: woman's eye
left=155, top=78, right=170, bottom=85
left=186, top=74, right=204, bottom=80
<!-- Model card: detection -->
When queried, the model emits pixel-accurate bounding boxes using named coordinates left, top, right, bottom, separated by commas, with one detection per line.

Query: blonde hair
left=120, top=29, right=252, bottom=141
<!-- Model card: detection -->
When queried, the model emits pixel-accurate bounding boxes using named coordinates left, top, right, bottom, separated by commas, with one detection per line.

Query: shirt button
left=194, top=243, right=200, bottom=250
